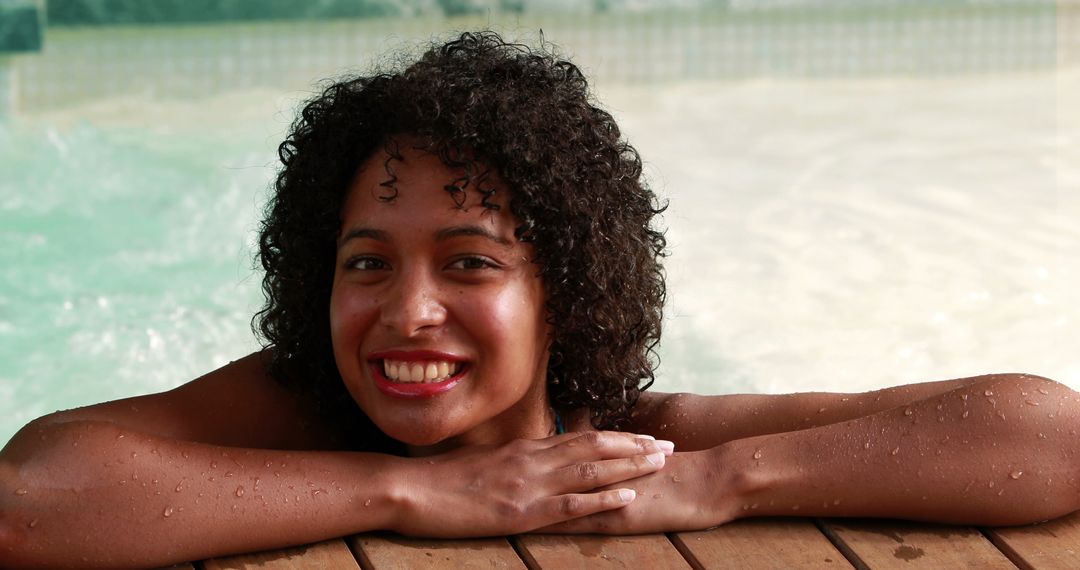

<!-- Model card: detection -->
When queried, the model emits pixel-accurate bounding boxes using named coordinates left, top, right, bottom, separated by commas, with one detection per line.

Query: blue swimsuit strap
left=555, top=410, right=566, bottom=435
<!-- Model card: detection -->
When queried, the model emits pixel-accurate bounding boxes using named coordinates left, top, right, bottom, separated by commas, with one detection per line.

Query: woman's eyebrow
left=338, top=227, right=390, bottom=248
left=436, top=225, right=512, bottom=246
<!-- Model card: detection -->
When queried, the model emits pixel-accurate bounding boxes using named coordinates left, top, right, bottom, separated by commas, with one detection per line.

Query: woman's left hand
left=535, top=447, right=741, bottom=534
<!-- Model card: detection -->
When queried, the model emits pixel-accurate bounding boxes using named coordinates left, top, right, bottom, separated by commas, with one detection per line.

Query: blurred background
left=1, top=0, right=1077, bottom=446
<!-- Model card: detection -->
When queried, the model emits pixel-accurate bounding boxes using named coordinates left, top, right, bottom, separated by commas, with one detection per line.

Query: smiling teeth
left=383, top=360, right=459, bottom=383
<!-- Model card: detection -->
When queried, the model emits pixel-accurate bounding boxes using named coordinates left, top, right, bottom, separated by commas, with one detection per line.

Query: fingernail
left=645, top=452, right=665, bottom=465
left=619, top=488, right=636, bottom=502
left=636, top=434, right=656, bottom=440
left=656, top=440, right=675, bottom=455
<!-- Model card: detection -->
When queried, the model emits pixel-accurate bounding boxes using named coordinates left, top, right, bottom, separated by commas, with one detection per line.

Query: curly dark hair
left=254, top=30, right=667, bottom=448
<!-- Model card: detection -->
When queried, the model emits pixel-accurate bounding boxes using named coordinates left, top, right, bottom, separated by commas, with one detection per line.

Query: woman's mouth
left=369, top=355, right=468, bottom=398
left=382, top=359, right=462, bottom=383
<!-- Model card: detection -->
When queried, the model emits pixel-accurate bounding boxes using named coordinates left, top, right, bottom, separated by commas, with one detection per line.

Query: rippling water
left=2, top=61, right=1077, bottom=447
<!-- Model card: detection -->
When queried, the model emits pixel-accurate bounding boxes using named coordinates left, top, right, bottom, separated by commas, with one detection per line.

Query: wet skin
left=330, top=143, right=555, bottom=453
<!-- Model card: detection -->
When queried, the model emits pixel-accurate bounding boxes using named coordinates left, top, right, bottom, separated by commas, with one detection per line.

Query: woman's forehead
left=342, top=144, right=516, bottom=231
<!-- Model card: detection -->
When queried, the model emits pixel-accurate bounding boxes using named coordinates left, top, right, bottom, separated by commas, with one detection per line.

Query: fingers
left=532, top=488, right=636, bottom=530
left=552, top=452, right=667, bottom=493
left=538, top=430, right=674, bottom=464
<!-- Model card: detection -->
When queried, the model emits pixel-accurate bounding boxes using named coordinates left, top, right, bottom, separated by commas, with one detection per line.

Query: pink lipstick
left=368, top=350, right=468, bottom=399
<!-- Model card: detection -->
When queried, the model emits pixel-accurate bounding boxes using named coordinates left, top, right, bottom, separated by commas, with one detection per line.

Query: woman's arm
left=548, top=373, right=1080, bottom=532
left=0, top=353, right=669, bottom=568
left=629, top=375, right=989, bottom=450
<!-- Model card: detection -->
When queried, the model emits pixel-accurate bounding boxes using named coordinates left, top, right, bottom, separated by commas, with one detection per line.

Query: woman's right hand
left=389, top=431, right=673, bottom=537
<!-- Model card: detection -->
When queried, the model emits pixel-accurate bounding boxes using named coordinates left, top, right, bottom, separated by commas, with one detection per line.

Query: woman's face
left=330, top=143, right=552, bottom=451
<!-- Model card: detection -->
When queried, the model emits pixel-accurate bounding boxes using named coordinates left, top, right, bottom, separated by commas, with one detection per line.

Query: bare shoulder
left=35, top=351, right=345, bottom=450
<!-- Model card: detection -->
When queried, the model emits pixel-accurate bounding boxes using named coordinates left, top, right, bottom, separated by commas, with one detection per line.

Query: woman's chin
left=378, top=421, right=459, bottom=449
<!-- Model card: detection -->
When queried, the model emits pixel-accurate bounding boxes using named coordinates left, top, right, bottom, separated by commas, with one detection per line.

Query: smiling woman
left=1, top=30, right=1079, bottom=570
left=331, top=144, right=553, bottom=451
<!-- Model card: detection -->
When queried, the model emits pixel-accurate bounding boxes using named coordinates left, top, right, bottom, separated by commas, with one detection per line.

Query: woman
left=2, top=31, right=1077, bottom=569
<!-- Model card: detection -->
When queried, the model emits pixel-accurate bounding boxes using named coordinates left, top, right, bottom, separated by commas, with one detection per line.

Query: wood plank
left=349, top=533, right=526, bottom=569
left=514, top=534, right=691, bottom=569
left=820, top=519, right=1014, bottom=569
left=202, top=538, right=360, bottom=570
left=983, top=510, right=1080, bottom=570
left=671, top=518, right=853, bottom=569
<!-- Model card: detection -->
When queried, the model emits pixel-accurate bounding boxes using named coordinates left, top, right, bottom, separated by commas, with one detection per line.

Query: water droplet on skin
left=210, top=461, right=217, bottom=469
left=13, top=489, right=28, bottom=496
left=753, top=449, right=763, bottom=459
left=998, top=412, right=1006, bottom=420
left=364, top=499, right=372, bottom=507
left=961, top=394, right=969, bottom=401
left=181, top=451, right=189, bottom=459
left=1037, top=388, right=1049, bottom=395
left=938, top=416, right=944, bottom=423
left=28, top=519, right=38, bottom=528
left=818, top=408, right=826, bottom=414
left=131, top=452, right=138, bottom=459
left=175, top=479, right=186, bottom=492
left=962, top=411, right=970, bottom=419
left=864, top=442, right=871, bottom=449
left=1026, top=400, right=1040, bottom=406
left=163, top=507, right=174, bottom=518
left=891, top=447, right=900, bottom=455
left=235, top=486, right=245, bottom=497
left=904, top=408, right=913, bottom=416
left=1038, top=433, right=1047, bottom=439
left=1010, top=470, right=1023, bottom=479
left=989, top=481, right=996, bottom=488
left=841, top=398, right=849, bottom=402
left=116, top=434, right=125, bottom=440
left=985, top=390, right=993, bottom=397
left=672, top=475, right=682, bottom=483
left=652, top=493, right=663, bottom=499
left=119, top=480, right=127, bottom=485
left=265, top=461, right=273, bottom=468
left=225, top=471, right=234, bottom=478
left=152, top=479, right=159, bottom=485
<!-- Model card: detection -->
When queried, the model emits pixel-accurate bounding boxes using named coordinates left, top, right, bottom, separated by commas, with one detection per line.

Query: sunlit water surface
left=2, top=69, right=1077, bottom=446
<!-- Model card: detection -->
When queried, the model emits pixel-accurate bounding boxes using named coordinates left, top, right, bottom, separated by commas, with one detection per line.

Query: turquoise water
left=0, top=108, right=277, bottom=439
left=3, top=12, right=1078, bottom=446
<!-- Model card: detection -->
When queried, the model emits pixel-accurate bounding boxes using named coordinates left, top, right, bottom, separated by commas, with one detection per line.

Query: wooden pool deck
left=168, top=510, right=1080, bottom=569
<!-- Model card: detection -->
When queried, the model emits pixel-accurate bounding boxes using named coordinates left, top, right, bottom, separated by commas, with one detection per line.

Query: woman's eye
left=448, top=256, right=495, bottom=271
left=347, top=256, right=389, bottom=271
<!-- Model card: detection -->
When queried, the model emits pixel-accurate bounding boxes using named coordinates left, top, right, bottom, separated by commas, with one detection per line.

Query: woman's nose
left=379, top=267, right=447, bottom=337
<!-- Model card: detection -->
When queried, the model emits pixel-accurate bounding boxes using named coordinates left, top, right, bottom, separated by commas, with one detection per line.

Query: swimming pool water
left=2, top=19, right=1078, bottom=446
